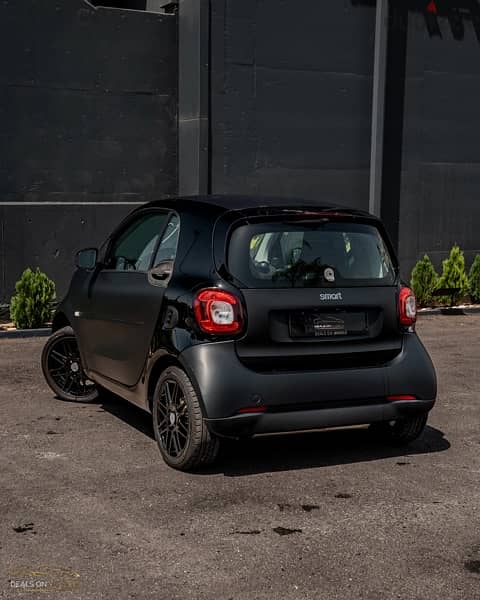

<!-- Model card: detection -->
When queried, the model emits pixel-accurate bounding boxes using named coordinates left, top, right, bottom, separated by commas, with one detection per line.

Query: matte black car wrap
left=43, top=195, right=437, bottom=470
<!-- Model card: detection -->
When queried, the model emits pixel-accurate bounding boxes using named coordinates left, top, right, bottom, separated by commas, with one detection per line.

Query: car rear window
left=227, top=220, right=396, bottom=288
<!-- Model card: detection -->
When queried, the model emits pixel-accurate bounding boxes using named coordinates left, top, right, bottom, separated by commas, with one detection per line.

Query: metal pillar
left=369, top=0, right=389, bottom=217
left=178, top=0, right=210, bottom=196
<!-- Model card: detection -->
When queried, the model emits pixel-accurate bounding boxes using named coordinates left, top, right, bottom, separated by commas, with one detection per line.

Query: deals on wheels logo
left=8, top=566, right=80, bottom=593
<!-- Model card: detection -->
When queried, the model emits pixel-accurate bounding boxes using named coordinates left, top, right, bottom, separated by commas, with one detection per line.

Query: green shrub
left=438, top=245, right=469, bottom=305
left=410, top=254, right=439, bottom=307
left=469, top=255, right=480, bottom=303
left=10, top=267, right=56, bottom=329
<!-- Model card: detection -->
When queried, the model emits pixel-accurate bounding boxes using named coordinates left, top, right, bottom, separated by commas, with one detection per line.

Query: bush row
left=411, top=246, right=480, bottom=307
left=6, top=247, right=479, bottom=329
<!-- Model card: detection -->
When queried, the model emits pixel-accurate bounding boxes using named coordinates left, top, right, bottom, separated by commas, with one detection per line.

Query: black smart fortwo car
left=42, top=196, right=436, bottom=470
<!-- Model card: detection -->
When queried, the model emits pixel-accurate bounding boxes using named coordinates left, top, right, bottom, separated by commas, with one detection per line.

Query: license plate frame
left=289, top=311, right=367, bottom=338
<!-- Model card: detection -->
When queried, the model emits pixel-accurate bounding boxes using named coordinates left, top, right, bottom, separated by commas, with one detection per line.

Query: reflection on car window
left=153, top=214, right=180, bottom=267
left=229, top=222, right=396, bottom=288
left=109, top=213, right=167, bottom=272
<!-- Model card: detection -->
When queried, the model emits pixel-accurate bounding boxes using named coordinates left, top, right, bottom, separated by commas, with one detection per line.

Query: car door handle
left=148, top=260, right=173, bottom=284
left=150, top=268, right=171, bottom=281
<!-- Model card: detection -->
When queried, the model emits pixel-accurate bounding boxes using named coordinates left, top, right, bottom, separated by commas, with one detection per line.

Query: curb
left=0, top=328, right=51, bottom=339
left=418, top=306, right=480, bottom=317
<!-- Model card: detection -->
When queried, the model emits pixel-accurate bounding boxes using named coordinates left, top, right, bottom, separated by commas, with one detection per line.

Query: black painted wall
left=2, top=0, right=479, bottom=304
left=210, top=0, right=377, bottom=208
left=209, top=0, right=480, bottom=279
left=398, top=9, right=480, bottom=278
left=0, top=0, right=177, bottom=302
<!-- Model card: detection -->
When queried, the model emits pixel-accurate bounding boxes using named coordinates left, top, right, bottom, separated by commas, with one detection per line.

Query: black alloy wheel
left=156, top=377, right=190, bottom=458
left=152, top=366, right=219, bottom=470
left=41, top=326, right=99, bottom=402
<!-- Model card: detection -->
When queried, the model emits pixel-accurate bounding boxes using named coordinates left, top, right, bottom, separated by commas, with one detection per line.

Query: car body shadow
left=99, top=394, right=450, bottom=476
left=98, top=393, right=155, bottom=439
left=211, top=425, right=450, bottom=477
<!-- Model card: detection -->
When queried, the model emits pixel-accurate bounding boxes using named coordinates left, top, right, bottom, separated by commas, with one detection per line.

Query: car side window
left=153, top=214, right=180, bottom=267
left=107, top=213, right=168, bottom=272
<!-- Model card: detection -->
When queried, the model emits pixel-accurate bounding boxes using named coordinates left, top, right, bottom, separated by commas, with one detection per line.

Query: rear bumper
left=179, top=333, right=437, bottom=437
left=205, top=399, right=435, bottom=437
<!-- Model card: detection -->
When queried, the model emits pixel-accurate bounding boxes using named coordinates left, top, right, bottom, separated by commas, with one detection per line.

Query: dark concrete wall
left=209, top=1, right=480, bottom=280
left=210, top=0, right=376, bottom=208
left=0, top=203, right=133, bottom=303
left=3, top=0, right=479, bottom=303
left=398, top=10, right=480, bottom=279
left=0, top=0, right=177, bottom=302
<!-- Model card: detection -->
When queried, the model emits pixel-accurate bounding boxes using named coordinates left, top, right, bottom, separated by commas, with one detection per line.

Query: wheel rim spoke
left=51, top=350, right=67, bottom=365
left=177, top=417, right=188, bottom=432
left=167, top=430, right=175, bottom=455
left=49, top=366, right=65, bottom=374
left=171, top=382, right=180, bottom=406
left=171, top=431, right=180, bottom=456
left=157, top=401, right=168, bottom=419
left=63, top=374, right=74, bottom=394
left=164, top=382, right=173, bottom=405
left=177, top=429, right=188, bottom=445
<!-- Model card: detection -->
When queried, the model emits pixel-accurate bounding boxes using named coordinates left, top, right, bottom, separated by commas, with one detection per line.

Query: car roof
left=142, top=195, right=374, bottom=219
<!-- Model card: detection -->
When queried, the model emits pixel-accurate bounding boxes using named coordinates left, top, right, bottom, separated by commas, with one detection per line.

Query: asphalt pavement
left=0, top=315, right=479, bottom=599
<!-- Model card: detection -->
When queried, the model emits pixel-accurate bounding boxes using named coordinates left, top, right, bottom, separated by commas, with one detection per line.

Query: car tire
left=370, top=413, right=428, bottom=445
left=152, top=366, right=219, bottom=471
left=41, top=326, right=100, bottom=403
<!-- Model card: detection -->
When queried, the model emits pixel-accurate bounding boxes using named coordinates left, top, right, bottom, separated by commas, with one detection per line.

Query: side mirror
left=75, top=248, right=98, bottom=270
